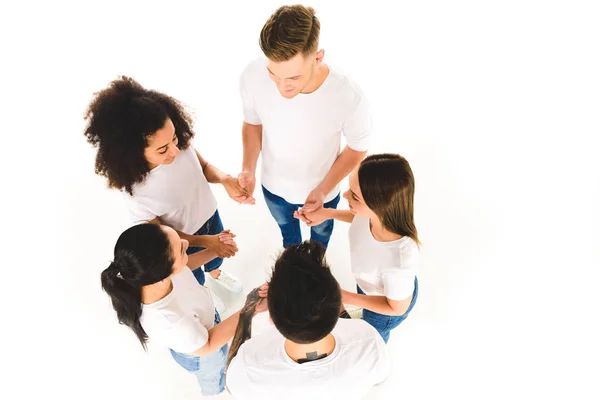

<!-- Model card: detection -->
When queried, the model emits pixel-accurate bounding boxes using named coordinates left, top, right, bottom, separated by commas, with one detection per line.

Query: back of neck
left=284, top=333, right=336, bottom=364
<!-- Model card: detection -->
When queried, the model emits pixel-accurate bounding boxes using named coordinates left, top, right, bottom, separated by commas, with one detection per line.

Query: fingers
left=293, top=210, right=312, bottom=224
left=234, top=195, right=256, bottom=205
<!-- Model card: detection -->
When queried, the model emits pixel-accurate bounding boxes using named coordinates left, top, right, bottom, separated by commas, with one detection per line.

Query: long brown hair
left=358, top=154, right=420, bottom=245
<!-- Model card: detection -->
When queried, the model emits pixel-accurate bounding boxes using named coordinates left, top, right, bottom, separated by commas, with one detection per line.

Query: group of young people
left=85, top=5, right=420, bottom=399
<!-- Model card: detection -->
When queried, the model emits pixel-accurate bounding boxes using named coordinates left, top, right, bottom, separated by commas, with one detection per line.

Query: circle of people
left=86, top=5, right=420, bottom=400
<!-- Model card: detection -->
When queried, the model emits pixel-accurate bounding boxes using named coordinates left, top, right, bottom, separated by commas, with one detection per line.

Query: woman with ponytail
left=296, top=154, right=420, bottom=343
left=101, top=223, right=267, bottom=396
left=86, top=76, right=251, bottom=314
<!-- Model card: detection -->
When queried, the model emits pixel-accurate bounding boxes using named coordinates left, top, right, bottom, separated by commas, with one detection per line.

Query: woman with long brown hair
left=297, top=154, right=420, bottom=342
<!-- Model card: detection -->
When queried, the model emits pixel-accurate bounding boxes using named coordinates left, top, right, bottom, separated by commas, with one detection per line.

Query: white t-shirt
left=349, top=215, right=419, bottom=301
left=226, top=318, right=389, bottom=400
left=122, top=145, right=218, bottom=234
left=240, top=58, right=372, bottom=204
left=140, top=266, right=215, bottom=354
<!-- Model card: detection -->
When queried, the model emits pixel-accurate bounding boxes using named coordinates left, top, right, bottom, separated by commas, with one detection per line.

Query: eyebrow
left=157, top=134, right=176, bottom=151
left=266, top=67, right=301, bottom=79
left=350, top=189, right=360, bottom=200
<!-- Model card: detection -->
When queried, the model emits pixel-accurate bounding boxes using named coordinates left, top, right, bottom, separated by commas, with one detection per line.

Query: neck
left=141, top=278, right=173, bottom=304
left=300, top=63, right=329, bottom=94
left=370, top=217, right=403, bottom=242
left=284, top=333, right=336, bottom=364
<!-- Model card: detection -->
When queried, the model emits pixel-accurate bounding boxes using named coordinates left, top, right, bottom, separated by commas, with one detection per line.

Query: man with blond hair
left=237, top=4, right=372, bottom=249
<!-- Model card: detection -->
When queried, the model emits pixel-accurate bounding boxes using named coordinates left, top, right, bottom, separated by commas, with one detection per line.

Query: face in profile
left=266, top=51, right=323, bottom=99
left=144, top=118, right=181, bottom=168
left=162, top=225, right=189, bottom=275
left=343, top=169, right=374, bottom=219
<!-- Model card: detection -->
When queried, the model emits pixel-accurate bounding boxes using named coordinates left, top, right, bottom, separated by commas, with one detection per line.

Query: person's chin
left=280, top=89, right=297, bottom=99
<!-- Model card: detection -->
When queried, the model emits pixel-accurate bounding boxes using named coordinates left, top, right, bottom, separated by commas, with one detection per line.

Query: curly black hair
left=83, top=76, right=195, bottom=195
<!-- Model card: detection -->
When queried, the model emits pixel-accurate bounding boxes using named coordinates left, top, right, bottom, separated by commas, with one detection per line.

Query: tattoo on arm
left=297, top=351, right=328, bottom=364
left=226, top=288, right=261, bottom=371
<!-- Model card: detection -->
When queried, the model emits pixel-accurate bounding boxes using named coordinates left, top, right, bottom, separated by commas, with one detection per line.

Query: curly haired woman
left=84, top=76, right=253, bottom=311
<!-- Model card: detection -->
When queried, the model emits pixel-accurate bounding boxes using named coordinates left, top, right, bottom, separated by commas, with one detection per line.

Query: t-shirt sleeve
left=381, top=242, right=419, bottom=301
left=240, top=70, right=262, bottom=125
left=162, top=314, right=210, bottom=354
left=122, top=193, right=157, bottom=225
left=342, top=87, right=371, bottom=152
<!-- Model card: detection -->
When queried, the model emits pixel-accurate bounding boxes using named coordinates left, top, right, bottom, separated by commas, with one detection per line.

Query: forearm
left=186, top=249, right=218, bottom=271
left=194, top=149, right=230, bottom=184
left=323, top=208, right=355, bottom=224
left=343, top=291, right=408, bottom=316
left=175, top=230, right=208, bottom=247
left=242, top=122, right=262, bottom=173
left=193, top=311, right=241, bottom=357
left=317, top=146, right=366, bottom=194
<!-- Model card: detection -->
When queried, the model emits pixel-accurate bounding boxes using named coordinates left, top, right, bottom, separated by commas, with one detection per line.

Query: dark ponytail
left=101, top=224, right=174, bottom=349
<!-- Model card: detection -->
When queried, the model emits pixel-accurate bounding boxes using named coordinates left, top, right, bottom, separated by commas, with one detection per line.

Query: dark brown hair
left=83, top=76, right=194, bottom=195
left=259, top=4, right=320, bottom=61
left=358, top=154, right=420, bottom=245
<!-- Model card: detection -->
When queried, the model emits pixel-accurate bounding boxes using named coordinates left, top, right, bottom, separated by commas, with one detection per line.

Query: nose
left=342, top=190, right=350, bottom=200
left=169, top=144, right=180, bottom=157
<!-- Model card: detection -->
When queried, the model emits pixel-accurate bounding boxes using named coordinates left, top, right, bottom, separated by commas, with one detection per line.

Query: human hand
left=300, top=187, right=326, bottom=215
left=237, top=171, right=256, bottom=200
left=204, top=232, right=238, bottom=258
left=222, top=175, right=255, bottom=204
left=254, top=283, right=269, bottom=314
left=217, top=229, right=236, bottom=245
left=294, top=207, right=331, bottom=227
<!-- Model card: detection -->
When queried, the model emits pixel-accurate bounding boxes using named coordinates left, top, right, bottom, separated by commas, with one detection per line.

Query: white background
left=1, top=1, right=599, bottom=399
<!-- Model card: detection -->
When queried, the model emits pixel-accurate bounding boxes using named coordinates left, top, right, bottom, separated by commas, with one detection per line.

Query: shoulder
left=240, top=58, right=267, bottom=84
left=399, top=237, right=420, bottom=260
left=232, top=327, right=283, bottom=367
left=326, top=66, right=367, bottom=105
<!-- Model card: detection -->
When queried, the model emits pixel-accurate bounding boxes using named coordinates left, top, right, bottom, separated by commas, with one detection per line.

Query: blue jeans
left=187, top=210, right=224, bottom=286
left=358, top=277, right=419, bottom=343
left=262, top=185, right=341, bottom=249
left=170, top=311, right=229, bottom=396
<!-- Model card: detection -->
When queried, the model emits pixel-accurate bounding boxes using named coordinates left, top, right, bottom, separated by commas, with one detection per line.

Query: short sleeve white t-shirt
left=349, top=215, right=419, bottom=301
left=122, top=145, right=218, bottom=235
left=240, top=58, right=372, bottom=204
left=226, top=319, right=389, bottom=400
left=140, top=267, right=215, bottom=354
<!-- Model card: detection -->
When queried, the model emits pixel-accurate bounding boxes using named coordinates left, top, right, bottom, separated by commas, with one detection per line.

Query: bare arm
left=191, top=284, right=268, bottom=358
left=295, top=207, right=355, bottom=227
left=186, top=249, right=218, bottom=271
left=190, top=311, right=241, bottom=357
left=196, top=149, right=227, bottom=184
left=147, top=217, right=237, bottom=257
left=147, top=217, right=210, bottom=247
left=342, top=289, right=411, bottom=316
left=321, top=208, right=356, bottom=224
left=316, top=146, right=366, bottom=199
left=241, top=122, right=263, bottom=174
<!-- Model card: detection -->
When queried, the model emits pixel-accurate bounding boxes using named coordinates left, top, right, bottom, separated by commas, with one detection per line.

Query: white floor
left=2, top=1, right=599, bottom=399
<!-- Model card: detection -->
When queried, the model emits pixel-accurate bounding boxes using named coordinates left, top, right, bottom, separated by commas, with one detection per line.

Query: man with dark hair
left=237, top=4, right=371, bottom=249
left=226, top=241, right=388, bottom=399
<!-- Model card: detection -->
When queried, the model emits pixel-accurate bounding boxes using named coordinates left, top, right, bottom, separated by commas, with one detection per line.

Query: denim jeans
left=187, top=210, right=224, bottom=286
left=358, top=277, right=419, bottom=343
left=169, top=311, right=229, bottom=396
left=262, top=185, right=341, bottom=249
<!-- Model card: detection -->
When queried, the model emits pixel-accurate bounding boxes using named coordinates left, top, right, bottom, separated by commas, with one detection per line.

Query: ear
left=315, top=49, right=325, bottom=63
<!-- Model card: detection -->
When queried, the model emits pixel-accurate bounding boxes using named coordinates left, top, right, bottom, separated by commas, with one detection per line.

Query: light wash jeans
left=169, top=311, right=228, bottom=396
